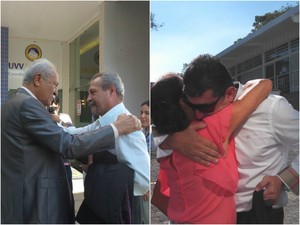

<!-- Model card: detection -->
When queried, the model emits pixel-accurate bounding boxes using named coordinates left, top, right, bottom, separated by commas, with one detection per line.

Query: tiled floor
left=71, top=168, right=84, bottom=215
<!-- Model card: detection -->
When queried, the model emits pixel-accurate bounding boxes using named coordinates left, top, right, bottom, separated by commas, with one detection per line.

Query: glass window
left=290, top=38, right=299, bottom=53
left=69, top=21, right=99, bottom=126
left=265, top=64, right=274, bottom=79
left=275, top=58, right=290, bottom=93
left=265, top=43, right=289, bottom=62
left=275, top=57, right=289, bottom=76
left=276, top=43, right=289, bottom=59
left=265, top=49, right=276, bottom=62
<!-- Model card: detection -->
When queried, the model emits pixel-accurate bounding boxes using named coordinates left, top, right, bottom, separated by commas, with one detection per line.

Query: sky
left=150, top=0, right=298, bottom=82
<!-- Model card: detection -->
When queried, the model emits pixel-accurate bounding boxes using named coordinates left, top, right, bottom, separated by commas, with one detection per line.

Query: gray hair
left=91, top=71, right=125, bottom=100
left=23, top=58, right=57, bottom=84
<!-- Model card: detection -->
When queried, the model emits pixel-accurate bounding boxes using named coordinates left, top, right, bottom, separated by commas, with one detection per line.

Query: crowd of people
left=1, top=55, right=298, bottom=224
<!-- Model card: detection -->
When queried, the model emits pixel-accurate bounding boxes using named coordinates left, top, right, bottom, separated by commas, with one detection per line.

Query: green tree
left=177, top=63, right=189, bottom=76
left=181, top=63, right=189, bottom=74
left=151, top=12, right=164, bottom=31
left=251, top=3, right=298, bottom=32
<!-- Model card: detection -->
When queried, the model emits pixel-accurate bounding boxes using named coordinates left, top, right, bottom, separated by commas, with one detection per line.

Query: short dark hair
left=91, top=71, right=125, bottom=100
left=151, top=73, right=189, bottom=135
left=141, top=100, right=149, bottom=107
left=183, top=54, right=233, bottom=98
left=51, top=95, right=60, bottom=105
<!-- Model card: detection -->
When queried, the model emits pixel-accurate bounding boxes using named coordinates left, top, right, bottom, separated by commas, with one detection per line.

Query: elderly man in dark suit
left=1, top=58, right=141, bottom=224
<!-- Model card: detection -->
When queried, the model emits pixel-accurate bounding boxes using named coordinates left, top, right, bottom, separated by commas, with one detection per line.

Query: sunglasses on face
left=183, top=95, right=221, bottom=113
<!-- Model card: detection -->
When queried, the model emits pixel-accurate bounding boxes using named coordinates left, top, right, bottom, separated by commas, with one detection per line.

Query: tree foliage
left=234, top=3, right=298, bottom=44
left=176, top=63, right=189, bottom=76
left=181, top=63, right=189, bottom=74
left=150, top=12, right=164, bottom=31
left=179, top=3, right=298, bottom=73
left=251, top=3, right=298, bottom=32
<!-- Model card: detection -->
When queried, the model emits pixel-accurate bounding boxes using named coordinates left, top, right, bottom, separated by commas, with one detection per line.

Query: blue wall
left=1, top=27, right=8, bottom=104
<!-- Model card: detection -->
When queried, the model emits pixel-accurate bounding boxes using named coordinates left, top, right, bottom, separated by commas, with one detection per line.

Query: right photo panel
left=150, top=1, right=299, bottom=224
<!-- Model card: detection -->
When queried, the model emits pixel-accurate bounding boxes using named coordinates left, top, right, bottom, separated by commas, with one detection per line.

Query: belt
left=93, top=151, right=118, bottom=164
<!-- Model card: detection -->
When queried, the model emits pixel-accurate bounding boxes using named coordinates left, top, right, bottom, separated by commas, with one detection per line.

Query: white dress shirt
left=234, top=82, right=299, bottom=212
left=63, top=103, right=150, bottom=196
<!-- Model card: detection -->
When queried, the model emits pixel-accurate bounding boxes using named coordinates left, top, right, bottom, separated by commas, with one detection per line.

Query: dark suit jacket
left=1, top=88, right=115, bottom=224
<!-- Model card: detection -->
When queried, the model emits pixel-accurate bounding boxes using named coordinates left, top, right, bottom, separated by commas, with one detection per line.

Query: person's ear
left=33, top=74, right=42, bottom=87
left=108, top=85, right=116, bottom=95
left=224, top=86, right=236, bottom=103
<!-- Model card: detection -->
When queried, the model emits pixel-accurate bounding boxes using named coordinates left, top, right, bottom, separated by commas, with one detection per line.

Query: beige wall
left=8, top=38, right=64, bottom=89
left=8, top=37, right=72, bottom=114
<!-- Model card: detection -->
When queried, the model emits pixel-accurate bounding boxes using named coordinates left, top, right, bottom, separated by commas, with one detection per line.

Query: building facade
left=216, top=6, right=299, bottom=110
left=1, top=1, right=149, bottom=126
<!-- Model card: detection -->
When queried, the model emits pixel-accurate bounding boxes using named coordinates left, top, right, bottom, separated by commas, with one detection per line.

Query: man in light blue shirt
left=61, top=71, right=150, bottom=223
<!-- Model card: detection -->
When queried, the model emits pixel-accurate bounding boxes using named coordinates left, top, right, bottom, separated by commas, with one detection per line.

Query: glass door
left=69, top=21, right=99, bottom=126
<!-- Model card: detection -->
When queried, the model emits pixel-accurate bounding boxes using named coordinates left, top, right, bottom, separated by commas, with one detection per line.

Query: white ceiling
left=1, top=1, right=102, bottom=43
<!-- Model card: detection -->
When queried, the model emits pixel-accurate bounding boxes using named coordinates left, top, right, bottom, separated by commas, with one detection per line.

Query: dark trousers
left=237, top=190, right=284, bottom=224
left=237, top=207, right=284, bottom=224
left=133, top=196, right=142, bottom=224
left=76, top=151, right=134, bottom=224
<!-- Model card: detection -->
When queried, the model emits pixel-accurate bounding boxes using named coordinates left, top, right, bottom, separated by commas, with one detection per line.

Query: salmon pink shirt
left=159, top=104, right=238, bottom=224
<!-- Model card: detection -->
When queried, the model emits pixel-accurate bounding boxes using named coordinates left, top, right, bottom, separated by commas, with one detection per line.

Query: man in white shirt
left=233, top=82, right=298, bottom=223
left=156, top=57, right=298, bottom=223
left=60, top=71, right=150, bottom=223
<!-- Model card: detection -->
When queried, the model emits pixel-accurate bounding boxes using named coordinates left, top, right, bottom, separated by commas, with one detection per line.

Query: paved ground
left=150, top=153, right=169, bottom=224
left=72, top=152, right=299, bottom=224
left=71, top=168, right=84, bottom=218
left=150, top=152, right=299, bottom=224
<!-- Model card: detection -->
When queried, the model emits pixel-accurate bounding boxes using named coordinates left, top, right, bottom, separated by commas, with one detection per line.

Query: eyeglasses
left=183, top=95, right=221, bottom=113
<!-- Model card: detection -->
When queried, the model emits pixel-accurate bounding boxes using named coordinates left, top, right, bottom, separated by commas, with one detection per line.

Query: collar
left=143, top=128, right=149, bottom=136
left=233, top=81, right=245, bottom=101
left=20, top=86, right=37, bottom=99
left=98, top=102, right=126, bottom=126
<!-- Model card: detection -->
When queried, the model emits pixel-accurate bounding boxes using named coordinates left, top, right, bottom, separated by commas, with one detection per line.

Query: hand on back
left=114, top=114, right=142, bottom=135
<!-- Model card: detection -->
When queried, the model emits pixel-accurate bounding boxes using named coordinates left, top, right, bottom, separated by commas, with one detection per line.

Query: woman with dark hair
left=133, top=100, right=156, bottom=224
left=151, top=74, right=189, bottom=135
left=140, top=100, right=157, bottom=153
left=151, top=69, right=272, bottom=223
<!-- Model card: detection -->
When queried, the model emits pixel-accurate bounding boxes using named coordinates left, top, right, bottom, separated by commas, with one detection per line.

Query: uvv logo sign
left=9, top=62, right=24, bottom=70
left=8, top=62, right=26, bottom=77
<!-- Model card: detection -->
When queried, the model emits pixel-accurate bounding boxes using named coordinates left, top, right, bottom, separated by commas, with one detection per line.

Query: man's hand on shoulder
left=160, top=121, right=221, bottom=166
left=114, top=114, right=142, bottom=135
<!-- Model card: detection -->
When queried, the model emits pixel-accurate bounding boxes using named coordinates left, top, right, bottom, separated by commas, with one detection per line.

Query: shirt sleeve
left=272, top=97, right=299, bottom=195
left=62, top=121, right=100, bottom=134
left=154, top=135, right=174, bottom=159
left=116, top=132, right=150, bottom=196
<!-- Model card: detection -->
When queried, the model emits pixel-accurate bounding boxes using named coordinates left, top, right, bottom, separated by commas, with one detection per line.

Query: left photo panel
left=1, top=1, right=150, bottom=224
